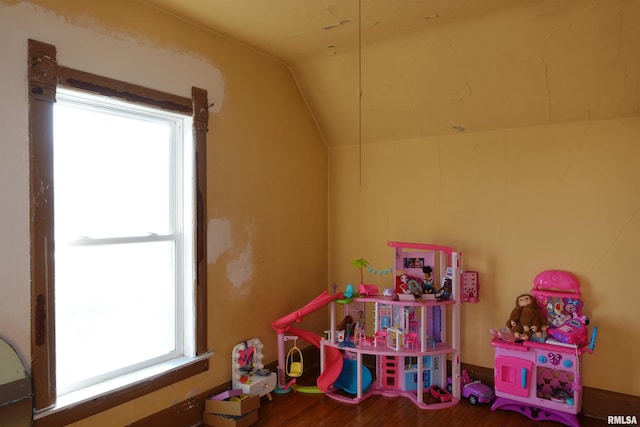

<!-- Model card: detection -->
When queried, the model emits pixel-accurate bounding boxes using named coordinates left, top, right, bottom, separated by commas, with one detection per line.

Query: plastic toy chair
left=286, top=341, right=303, bottom=378
left=405, top=332, right=419, bottom=349
left=374, top=330, right=386, bottom=346
left=354, top=328, right=364, bottom=346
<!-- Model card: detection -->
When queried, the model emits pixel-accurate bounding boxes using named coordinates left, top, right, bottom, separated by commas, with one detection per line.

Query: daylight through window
left=53, top=88, right=195, bottom=396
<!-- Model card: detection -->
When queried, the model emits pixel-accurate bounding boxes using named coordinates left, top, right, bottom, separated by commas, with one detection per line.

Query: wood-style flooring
left=252, top=361, right=605, bottom=427
left=254, top=389, right=605, bottom=426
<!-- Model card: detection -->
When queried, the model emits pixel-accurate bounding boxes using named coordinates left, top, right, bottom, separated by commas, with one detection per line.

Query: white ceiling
left=140, top=0, right=514, bottom=64
left=140, top=0, right=640, bottom=147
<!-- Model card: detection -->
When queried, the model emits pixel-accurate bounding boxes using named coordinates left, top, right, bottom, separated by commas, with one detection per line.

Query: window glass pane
left=54, top=101, right=173, bottom=240
left=55, top=241, right=177, bottom=393
left=52, top=90, right=193, bottom=397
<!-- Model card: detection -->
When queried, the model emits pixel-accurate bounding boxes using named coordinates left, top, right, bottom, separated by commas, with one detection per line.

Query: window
left=28, top=39, right=209, bottom=425
left=53, top=89, right=195, bottom=396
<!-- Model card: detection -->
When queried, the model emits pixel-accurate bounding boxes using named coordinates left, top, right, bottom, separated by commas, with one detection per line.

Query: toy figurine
left=547, top=296, right=571, bottom=326
left=407, top=279, right=424, bottom=302
left=354, top=310, right=365, bottom=330
left=398, top=274, right=411, bottom=295
left=436, top=278, right=452, bottom=301
left=422, top=266, right=437, bottom=294
left=337, top=315, right=355, bottom=347
left=506, top=293, right=545, bottom=340
left=399, top=274, right=424, bottom=302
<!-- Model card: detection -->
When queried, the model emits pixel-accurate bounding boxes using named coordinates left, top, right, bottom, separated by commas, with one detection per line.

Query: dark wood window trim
left=28, top=39, right=209, bottom=426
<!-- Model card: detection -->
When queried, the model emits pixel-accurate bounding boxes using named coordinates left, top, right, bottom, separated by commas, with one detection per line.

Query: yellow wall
left=328, top=117, right=640, bottom=396
left=0, top=1, right=327, bottom=425
left=1, top=1, right=638, bottom=425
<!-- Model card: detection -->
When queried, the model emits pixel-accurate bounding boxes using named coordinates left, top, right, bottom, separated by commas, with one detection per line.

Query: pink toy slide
left=287, top=326, right=343, bottom=392
left=272, top=291, right=344, bottom=392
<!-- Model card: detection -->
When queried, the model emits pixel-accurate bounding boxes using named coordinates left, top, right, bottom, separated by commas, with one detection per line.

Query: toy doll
left=436, top=278, right=452, bottom=301
left=338, top=315, right=355, bottom=348
left=422, top=266, right=436, bottom=294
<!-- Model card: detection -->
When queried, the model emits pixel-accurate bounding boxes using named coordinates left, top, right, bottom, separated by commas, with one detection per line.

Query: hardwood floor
left=201, top=352, right=607, bottom=427
left=138, top=350, right=630, bottom=426
left=252, top=357, right=604, bottom=427
left=255, top=390, right=605, bottom=427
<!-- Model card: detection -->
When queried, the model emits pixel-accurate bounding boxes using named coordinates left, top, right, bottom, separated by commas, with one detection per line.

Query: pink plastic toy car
left=429, top=384, right=452, bottom=403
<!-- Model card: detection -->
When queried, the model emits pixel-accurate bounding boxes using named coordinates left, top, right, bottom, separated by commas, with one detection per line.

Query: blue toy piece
left=333, top=358, right=372, bottom=395
left=344, top=283, right=354, bottom=299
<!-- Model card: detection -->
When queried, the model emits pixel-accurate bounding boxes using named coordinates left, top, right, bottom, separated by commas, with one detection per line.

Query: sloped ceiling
left=141, top=0, right=640, bottom=147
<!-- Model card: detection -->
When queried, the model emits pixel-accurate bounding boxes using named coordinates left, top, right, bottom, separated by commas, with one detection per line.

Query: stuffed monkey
left=506, top=294, right=543, bottom=340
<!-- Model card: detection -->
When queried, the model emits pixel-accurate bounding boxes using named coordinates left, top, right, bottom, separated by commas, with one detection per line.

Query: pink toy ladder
left=381, top=356, right=398, bottom=388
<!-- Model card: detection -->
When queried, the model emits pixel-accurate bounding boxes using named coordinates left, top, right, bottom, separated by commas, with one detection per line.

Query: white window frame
left=28, top=39, right=210, bottom=424
left=52, top=88, right=197, bottom=398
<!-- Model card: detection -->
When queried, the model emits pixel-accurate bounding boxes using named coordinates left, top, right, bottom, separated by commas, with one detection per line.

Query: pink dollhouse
left=490, top=270, right=597, bottom=427
left=320, top=242, right=467, bottom=409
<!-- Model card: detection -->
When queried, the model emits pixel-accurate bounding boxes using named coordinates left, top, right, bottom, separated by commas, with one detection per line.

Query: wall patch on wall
left=208, top=217, right=232, bottom=264
left=227, top=242, right=254, bottom=294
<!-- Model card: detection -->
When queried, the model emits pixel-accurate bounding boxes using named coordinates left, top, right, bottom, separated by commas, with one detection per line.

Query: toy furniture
left=285, top=338, right=303, bottom=378
left=461, top=270, right=479, bottom=303
left=232, top=338, right=277, bottom=400
left=320, top=242, right=468, bottom=409
left=490, top=270, right=597, bottom=427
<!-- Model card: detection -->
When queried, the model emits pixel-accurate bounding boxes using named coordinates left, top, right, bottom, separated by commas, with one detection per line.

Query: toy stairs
left=380, top=355, right=398, bottom=388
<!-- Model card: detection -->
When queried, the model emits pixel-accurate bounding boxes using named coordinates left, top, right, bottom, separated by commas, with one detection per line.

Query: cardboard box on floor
left=204, top=390, right=260, bottom=427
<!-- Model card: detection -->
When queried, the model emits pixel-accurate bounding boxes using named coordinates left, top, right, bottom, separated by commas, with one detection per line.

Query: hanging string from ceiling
left=358, top=0, right=363, bottom=187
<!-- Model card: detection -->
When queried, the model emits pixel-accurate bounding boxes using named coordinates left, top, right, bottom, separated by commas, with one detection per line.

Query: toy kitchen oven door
left=490, top=270, right=596, bottom=427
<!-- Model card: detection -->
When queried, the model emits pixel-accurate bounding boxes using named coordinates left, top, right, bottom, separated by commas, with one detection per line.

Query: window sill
left=33, top=352, right=212, bottom=427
